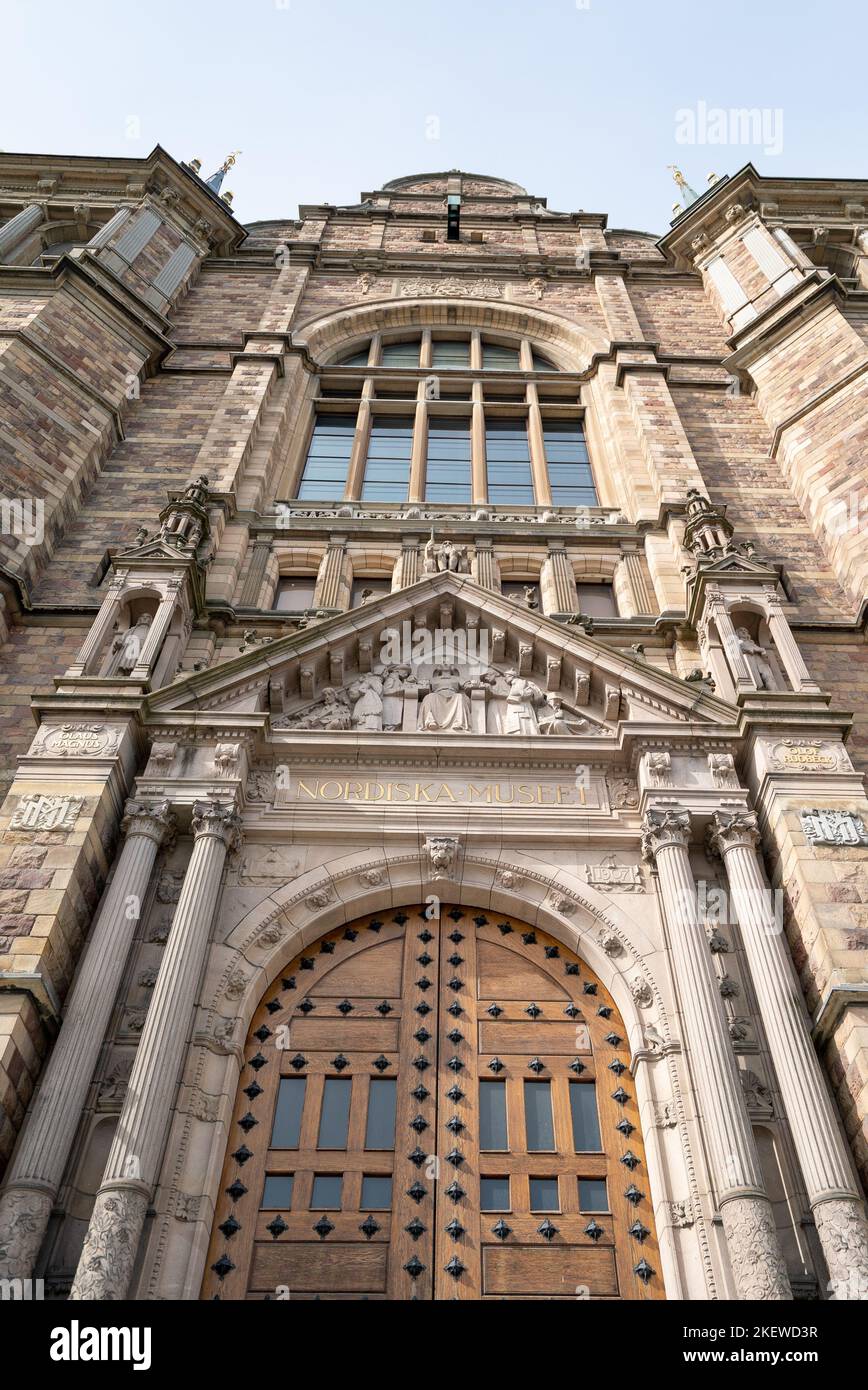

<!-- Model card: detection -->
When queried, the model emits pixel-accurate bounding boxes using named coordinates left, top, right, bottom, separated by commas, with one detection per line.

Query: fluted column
left=710, top=808, right=868, bottom=1295
left=642, top=806, right=792, bottom=1299
left=0, top=203, right=45, bottom=259
left=239, top=538, right=272, bottom=607
left=313, top=537, right=349, bottom=609
left=471, top=537, right=499, bottom=591
left=129, top=588, right=178, bottom=680
left=763, top=599, right=822, bottom=694
left=541, top=545, right=579, bottom=614
left=0, top=800, right=175, bottom=1279
left=70, top=800, right=242, bottom=1300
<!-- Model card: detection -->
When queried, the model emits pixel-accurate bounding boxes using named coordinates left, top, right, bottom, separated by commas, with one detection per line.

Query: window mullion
left=526, top=383, right=553, bottom=506
left=345, top=388, right=373, bottom=500
left=471, top=383, right=488, bottom=504
left=408, top=386, right=428, bottom=503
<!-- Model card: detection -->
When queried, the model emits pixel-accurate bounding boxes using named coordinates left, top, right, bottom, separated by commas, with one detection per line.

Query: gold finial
left=667, top=165, right=689, bottom=192
left=220, top=150, right=241, bottom=174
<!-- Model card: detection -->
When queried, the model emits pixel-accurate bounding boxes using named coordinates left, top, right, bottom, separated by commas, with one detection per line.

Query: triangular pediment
left=146, top=571, right=738, bottom=736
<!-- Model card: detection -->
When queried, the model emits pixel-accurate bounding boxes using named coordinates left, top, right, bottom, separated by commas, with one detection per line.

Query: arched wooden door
left=202, top=906, right=664, bottom=1300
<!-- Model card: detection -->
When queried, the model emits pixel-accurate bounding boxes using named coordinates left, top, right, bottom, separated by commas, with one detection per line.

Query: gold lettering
left=467, top=783, right=494, bottom=803
left=436, top=783, right=457, bottom=801
left=494, top=784, right=515, bottom=804
left=392, top=782, right=412, bottom=802
left=415, top=783, right=433, bottom=802
left=296, top=779, right=319, bottom=800
left=516, top=784, right=536, bottom=804
left=319, top=781, right=344, bottom=800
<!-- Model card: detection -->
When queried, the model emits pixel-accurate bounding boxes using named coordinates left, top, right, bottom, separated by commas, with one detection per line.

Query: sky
left=2, top=0, right=866, bottom=235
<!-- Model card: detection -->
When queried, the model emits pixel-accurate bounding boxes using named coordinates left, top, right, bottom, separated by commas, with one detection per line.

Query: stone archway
left=200, top=902, right=665, bottom=1301
left=140, top=852, right=711, bottom=1302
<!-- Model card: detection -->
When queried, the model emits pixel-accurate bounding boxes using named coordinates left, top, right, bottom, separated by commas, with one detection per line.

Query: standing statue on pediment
left=418, top=665, right=472, bottom=732
left=381, top=664, right=411, bottom=730
left=502, top=671, right=542, bottom=736
left=348, top=673, right=384, bottom=731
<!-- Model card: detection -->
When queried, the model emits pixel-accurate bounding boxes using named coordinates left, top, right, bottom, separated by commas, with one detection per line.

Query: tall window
left=543, top=421, right=597, bottom=505
left=426, top=418, right=472, bottom=503
left=486, top=420, right=534, bottom=505
left=362, top=417, right=414, bottom=501
left=297, top=414, right=355, bottom=499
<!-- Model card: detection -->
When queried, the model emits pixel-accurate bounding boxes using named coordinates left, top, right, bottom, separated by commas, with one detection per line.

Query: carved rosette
left=721, top=1196, right=793, bottom=1300
left=707, top=808, right=761, bottom=858
left=814, top=1198, right=868, bottom=1298
left=69, top=1188, right=150, bottom=1300
left=0, top=1187, right=54, bottom=1279
left=640, top=807, right=691, bottom=863
left=191, top=799, right=243, bottom=854
left=121, top=798, right=176, bottom=849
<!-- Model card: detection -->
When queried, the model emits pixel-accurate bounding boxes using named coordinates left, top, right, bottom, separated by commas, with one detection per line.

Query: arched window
left=296, top=330, right=599, bottom=510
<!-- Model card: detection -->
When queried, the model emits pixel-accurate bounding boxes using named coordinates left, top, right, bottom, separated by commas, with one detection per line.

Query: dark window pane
left=484, top=343, right=521, bottom=370
left=380, top=341, right=420, bottom=367
left=570, top=1083, right=602, bottom=1151
left=524, top=1080, right=555, bottom=1151
left=365, top=1078, right=397, bottom=1150
left=480, top=1176, right=511, bottom=1211
left=579, top=1178, right=609, bottom=1211
left=479, top=1081, right=508, bottom=1150
left=311, top=1174, right=342, bottom=1209
left=529, top=1177, right=560, bottom=1211
left=431, top=339, right=470, bottom=368
left=273, top=577, right=316, bottom=611
left=271, top=1078, right=306, bottom=1148
left=360, top=1175, right=393, bottom=1209
left=337, top=346, right=370, bottom=366
left=297, top=413, right=355, bottom=500
left=532, top=351, right=557, bottom=371
left=577, top=584, right=617, bottom=618
left=351, top=579, right=391, bottom=607
left=261, top=1174, right=294, bottom=1209
left=318, top=1077, right=352, bottom=1149
left=544, top=419, right=598, bottom=505
left=425, top=483, right=472, bottom=503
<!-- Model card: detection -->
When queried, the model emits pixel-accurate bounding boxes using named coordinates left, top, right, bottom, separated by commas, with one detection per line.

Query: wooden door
left=202, top=906, right=663, bottom=1301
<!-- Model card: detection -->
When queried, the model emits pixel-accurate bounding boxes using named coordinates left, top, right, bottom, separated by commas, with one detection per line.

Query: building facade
left=0, top=152, right=866, bottom=1301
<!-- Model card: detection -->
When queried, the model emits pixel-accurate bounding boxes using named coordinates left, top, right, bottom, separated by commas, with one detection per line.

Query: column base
left=69, top=1186, right=149, bottom=1300
left=814, top=1196, right=868, bottom=1300
left=0, top=1185, right=54, bottom=1279
left=721, top=1194, right=793, bottom=1299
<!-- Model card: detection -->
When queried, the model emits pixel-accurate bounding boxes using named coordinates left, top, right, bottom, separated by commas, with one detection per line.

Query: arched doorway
left=202, top=905, right=663, bottom=1300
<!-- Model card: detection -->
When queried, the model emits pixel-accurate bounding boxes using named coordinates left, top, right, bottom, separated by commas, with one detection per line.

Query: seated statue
left=418, top=665, right=472, bottom=732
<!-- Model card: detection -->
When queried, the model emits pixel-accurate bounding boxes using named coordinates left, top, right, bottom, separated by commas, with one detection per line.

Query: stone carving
left=381, top=665, right=411, bottom=730
left=276, top=686, right=352, bottom=731
left=423, top=536, right=470, bottom=573
left=418, top=666, right=473, bottom=733
left=641, top=806, right=691, bottom=861
left=646, top=751, right=672, bottom=787
left=190, top=1090, right=220, bottom=1123
left=708, top=807, right=761, bottom=855
left=630, top=975, right=654, bottom=1008
left=70, top=1188, right=148, bottom=1300
left=224, top=970, right=247, bottom=1000
left=736, top=628, right=778, bottom=691
left=720, top=1196, right=793, bottom=1300
left=425, top=836, right=459, bottom=877
left=801, top=809, right=868, bottom=848
left=728, top=1017, right=750, bottom=1042
left=213, top=743, right=241, bottom=777
left=174, top=1192, right=202, bottom=1222
left=97, top=1055, right=133, bottom=1109
left=191, top=800, right=243, bottom=854
left=583, top=856, right=643, bottom=893
left=398, top=276, right=504, bottom=298
left=211, top=1017, right=236, bottom=1051
left=348, top=673, right=385, bottom=731
left=708, top=752, right=738, bottom=788
left=597, top=929, right=623, bottom=956
left=361, top=867, right=385, bottom=886
left=670, top=1200, right=695, bottom=1228
left=122, top=1008, right=146, bottom=1034
left=148, top=915, right=172, bottom=945
left=237, top=845, right=301, bottom=883
left=110, top=614, right=153, bottom=675
left=138, top=966, right=158, bottom=989
left=769, top=739, right=843, bottom=772
left=548, top=894, right=576, bottom=916
left=528, top=276, right=546, bottom=300
left=642, top=1022, right=667, bottom=1053
left=719, top=976, right=740, bottom=999
left=706, top=926, right=731, bottom=954
left=653, top=1100, right=677, bottom=1128
left=740, top=1069, right=774, bottom=1119
left=537, top=694, right=589, bottom=735
left=10, top=794, right=84, bottom=832
left=155, top=873, right=183, bottom=903
left=0, top=1189, right=54, bottom=1281
left=815, top=1199, right=868, bottom=1296
left=246, top=767, right=276, bottom=801
left=306, top=885, right=335, bottom=910
left=146, top=742, right=175, bottom=775
left=497, top=869, right=523, bottom=889
left=609, top=776, right=639, bottom=809
left=256, top=921, right=284, bottom=947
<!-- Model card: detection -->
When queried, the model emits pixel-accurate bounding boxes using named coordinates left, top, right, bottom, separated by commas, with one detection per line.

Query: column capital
left=708, top=807, right=761, bottom=857
left=640, top=804, right=691, bottom=861
left=191, top=798, right=243, bottom=852
left=121, top=798, right=176, bottom=848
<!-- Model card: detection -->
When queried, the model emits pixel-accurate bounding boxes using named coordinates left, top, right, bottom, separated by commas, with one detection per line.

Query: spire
left=668, top=165, right=701, bottom=216
left=205, top=150, right=241, bottom=194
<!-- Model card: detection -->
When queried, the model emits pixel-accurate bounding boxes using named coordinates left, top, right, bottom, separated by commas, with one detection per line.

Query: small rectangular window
left=271, top=1078, right=306, bottom=1148
left=364, top=1078, right=398, bottom=1150
left=529, top=1177, right=560, bottom=1212
left=430, top=338, right=470, bottom=369
left=311, top=1174, right=343, bottom=1209
left=360, top=1175, right=393, bottom=1209
left=524, top=1080, right=555, bottom=1151
left=380, top=341, right=420, bottom=368
left=273, top=577, right=317, bottom=611
left=318, top=1076, right=352, bottom=1149
left=579, top=1178, right=609, bottom=1211
left=480, top=1176, right=511, bottom=1211
left=577, top=583, right=617, bottom=618
left=261, top=1174, right=294, bottom=1209
left=479, top=1081, right=508, bottom=1150
left=570, top=1083, right=602, bottom=1151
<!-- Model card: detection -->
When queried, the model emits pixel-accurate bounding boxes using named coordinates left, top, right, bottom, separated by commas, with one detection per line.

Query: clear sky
left=2, top=0, right=866, bottom=234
